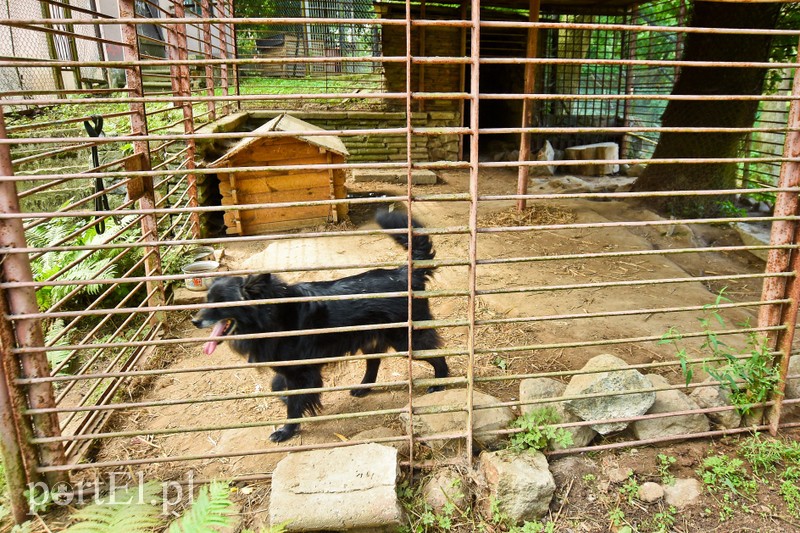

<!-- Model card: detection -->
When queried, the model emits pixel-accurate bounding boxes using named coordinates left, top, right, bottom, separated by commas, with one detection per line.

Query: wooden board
left=228, top=143, right=325, bottom=164
left=218, top=172, right=329, bottom=195
left=221, top=186, right=331, bottom=206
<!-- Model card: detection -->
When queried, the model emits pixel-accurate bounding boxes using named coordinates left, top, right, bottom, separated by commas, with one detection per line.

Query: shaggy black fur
left=192, top=211, right=449, bottom=442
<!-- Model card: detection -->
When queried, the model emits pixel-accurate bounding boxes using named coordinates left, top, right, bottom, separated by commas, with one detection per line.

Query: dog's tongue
left=203, top=321, right=227, bottom=355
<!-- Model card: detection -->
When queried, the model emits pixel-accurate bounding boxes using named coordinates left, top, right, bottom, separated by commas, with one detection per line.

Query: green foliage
left=619, top=477, right=640, bottom=504
left=509, top=407, right=573, bottom=452
left=27, top=212, right=142, bottom=311
left=168, top=481, right=233, bottom=533
left=656, top=454, right=677, bottom=486
left=646, top=505, right=677, bottom=533
left=64, top=482, right=163, bottom=533
left=659, top=289, right=781, bottom=414
left=698, top=454, right=758, bottom=498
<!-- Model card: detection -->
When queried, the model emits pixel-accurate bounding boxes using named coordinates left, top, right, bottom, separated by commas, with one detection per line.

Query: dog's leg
left=412, top=330, right=449, bottom=393
left=269, top=367, right=323, bottom=443
left=271, top=373, right=288, bottom=405
left=351, top=356, right=381, bottom=398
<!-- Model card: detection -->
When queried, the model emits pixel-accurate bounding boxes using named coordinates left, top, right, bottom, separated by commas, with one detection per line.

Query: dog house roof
left=208, top=114, right=349, bottom=168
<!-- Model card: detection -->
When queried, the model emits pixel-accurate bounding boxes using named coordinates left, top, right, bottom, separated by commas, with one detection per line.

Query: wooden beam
left=516, top=0, right=541, bottom=212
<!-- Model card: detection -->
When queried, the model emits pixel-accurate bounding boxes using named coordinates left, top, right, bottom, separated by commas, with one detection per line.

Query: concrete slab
left=351, top=168, right=438, bottom=185
left=269, top=443, right=403, bottom=531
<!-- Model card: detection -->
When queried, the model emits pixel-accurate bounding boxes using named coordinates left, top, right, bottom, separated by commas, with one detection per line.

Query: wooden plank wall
left=218, top=139, right=347, bottom=234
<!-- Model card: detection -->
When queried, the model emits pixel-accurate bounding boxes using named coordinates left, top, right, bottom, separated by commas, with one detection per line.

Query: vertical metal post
left=466, top=0, right=480, bottom=461
left=404, top=0, right=415, bottom=474
left=0, top=286, right=34, bottom=523
left=226, top=0, right=241, bottom=111
left=620, top=7, right=636, bottom=160
left=0, top=108, right=68, bottom=485
left=217, top=0, right=232, bottom=115
left=419, top=0, right=426, bottom=113
left=172, top=0, right=201, bottom=238
left=200, top=0, right=217, bottom=122
left=515, top=0, right=541, bottom=212
left=763, top=53, right=800, bottom=435
left=118, top=0, right=165, bottom=316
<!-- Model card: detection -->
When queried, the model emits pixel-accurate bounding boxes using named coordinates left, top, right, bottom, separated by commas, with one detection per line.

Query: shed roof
left=208, top=114, right=349, bottom=168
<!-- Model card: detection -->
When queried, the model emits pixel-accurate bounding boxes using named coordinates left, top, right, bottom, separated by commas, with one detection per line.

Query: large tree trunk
left=632, top=3, right=781, bottom=217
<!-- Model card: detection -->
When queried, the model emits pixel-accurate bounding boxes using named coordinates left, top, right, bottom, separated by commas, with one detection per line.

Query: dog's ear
left=242, top=273, right=271, bottom=299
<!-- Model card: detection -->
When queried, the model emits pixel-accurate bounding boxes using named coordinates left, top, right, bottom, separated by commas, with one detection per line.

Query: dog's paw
left=426, top=385, right=445, bottom=394
left=350, top=387, right=371, bottom=398
left=269, top=425, right=297, bottom=442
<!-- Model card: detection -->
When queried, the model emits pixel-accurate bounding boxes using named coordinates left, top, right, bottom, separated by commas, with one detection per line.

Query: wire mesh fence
left=1, top=0, right=800, bottom=529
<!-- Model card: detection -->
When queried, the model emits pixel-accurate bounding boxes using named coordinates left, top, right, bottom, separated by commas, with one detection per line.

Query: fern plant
left=168, top=481, right=233, bottom=533
left=64, top=482, right=163, bottom=533
left=64, top=481, right=234, bottom=533
left=27, top=211, right=142, bottom=311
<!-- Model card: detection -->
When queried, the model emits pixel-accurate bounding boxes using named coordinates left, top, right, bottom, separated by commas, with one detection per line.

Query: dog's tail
left=376, top=210, right=435, bottom=263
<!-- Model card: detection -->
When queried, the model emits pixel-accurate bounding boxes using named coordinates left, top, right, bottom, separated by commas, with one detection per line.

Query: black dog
left=192, top=211, right=449, bottom=442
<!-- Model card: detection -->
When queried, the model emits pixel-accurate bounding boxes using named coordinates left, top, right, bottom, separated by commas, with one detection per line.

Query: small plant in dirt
left=658, top=288, right=781, bottom=414
left=619, top=477, right=640, bottom=504
left=698, top=454, right=758, bottom=498
left=644, top=505, right=678, bottom=533
left=509, top=407, right=573, bottom=452
left=656, top=454, right=677, bottom=486
left=739, top=433, right=800, bottom=518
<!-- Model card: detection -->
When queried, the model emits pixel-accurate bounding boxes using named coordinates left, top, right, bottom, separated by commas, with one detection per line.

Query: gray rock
left=400, top=389, right=515, bottom=454
left=625, top=163, right=646, bottom=177
left=663, top=478, right=703, bottom=509
left=563, top=354, right=656, bottom=435
left=519, top=377, right=596, bottom=450
left=633, top=374, right=710, bottom=440
left=422, top=469, right=469, bottom=514
left=785, top=355, right=800, bottom=404
left=638, top=482, right=664, bottom=503
left=269, top=443, right=403, bottom=531
left=548, top=456, right=598, bottom=488
left=533, top=140, right=556, bottom=176
left=479, top=449, right=555, bottom=524
left=607, top=467, right=633, bottom=484
left=690, top=378, right=742, bottom=430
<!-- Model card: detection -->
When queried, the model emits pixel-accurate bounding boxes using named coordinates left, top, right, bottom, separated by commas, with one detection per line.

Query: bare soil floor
left=82, top=169, right=800, bottom=532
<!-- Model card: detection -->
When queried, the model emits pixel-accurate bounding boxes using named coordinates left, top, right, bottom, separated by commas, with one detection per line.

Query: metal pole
left=119, top=0, right=165, bottom=318
left=765, top=49, right=800, bottom=435
left=515, top=0, right=541, bottom=212
left=0, top=108, right=68, bottom=485
left=466, top=0, right=481, bottom=461
left=0, top=287, right=32, bottom=523
left=200, top=0, right=217, bottom=122
left=171, top=0, right=200, bottom=238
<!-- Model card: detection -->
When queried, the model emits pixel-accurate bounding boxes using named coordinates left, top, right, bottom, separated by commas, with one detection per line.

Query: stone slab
left=270, top=444, right=403, bottom=531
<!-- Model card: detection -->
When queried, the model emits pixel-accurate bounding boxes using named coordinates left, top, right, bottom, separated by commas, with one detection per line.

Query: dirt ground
left=84, top=168, right=797, bottom=531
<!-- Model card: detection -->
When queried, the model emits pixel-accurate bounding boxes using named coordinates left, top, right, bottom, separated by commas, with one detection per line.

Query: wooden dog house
left=209, top=114, right=349, bottom=234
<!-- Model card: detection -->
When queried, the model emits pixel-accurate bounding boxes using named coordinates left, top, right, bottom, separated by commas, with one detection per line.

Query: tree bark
left=632, top=3, right=782, bottom=217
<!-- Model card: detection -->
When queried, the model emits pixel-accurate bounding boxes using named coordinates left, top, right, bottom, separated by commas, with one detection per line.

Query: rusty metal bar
left=464, top=0, right=481, bottom=462
left=766, top=47, right=800, bottom=434
left=119, top=0, right=165, bottom=321
left=200, top=0, right=216, bottom=122
left=0, top=286, right=35, bottom=523
left=0, top=108, right=68, bottom=485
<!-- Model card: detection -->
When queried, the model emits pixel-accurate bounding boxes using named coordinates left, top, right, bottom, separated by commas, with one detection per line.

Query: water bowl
left=181, top=260, right=219, bottom=291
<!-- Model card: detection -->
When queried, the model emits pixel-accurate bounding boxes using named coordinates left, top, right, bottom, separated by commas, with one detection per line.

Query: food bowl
left=181, top=260, right=219, bottom=291
left=185, top=246, right=214, bottom=262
